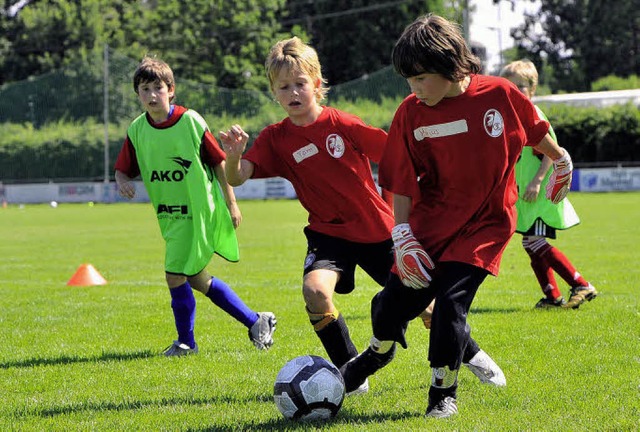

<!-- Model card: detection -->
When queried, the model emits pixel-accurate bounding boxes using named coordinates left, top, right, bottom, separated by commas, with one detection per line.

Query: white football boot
left=463, top=349, right=506, bottom=387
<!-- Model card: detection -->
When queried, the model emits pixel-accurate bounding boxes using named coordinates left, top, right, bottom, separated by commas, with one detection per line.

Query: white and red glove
left=391, top=223, right=435, bottom=289
left=545, top=148, right=573, bottom=204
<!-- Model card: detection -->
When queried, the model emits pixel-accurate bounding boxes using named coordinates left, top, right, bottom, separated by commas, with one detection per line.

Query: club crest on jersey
left=484, top=109, right=504, bottom=137
left=326, top=134, right=345, bottom=158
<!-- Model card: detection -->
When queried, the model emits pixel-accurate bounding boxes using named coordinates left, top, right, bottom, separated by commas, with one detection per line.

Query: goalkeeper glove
left=391, top=223, right=435, bottom=289
left=545, top=148, right=573, bottom=204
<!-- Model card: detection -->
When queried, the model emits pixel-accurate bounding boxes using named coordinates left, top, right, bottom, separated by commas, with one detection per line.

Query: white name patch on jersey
left=293, top=143, right=319, bottom=163
left=414, top=119, right=468, bottom=141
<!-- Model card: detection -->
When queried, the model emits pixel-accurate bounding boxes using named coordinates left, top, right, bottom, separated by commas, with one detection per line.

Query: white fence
left=1, top=167, right=640, bottom=206
left=533, top=89, right=640, bottom=107
left=0, top=177, right=297, bottom=205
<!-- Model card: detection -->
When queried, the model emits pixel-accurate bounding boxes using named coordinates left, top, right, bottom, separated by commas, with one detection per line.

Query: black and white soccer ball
left=273, top=355, right=345, bottom=421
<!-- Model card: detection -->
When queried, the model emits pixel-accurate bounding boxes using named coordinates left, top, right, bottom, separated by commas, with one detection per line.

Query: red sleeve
left=114, top=136, right=140, bottom=178
left=378, top=102, right=420, bottom=200
left=201, top=130, right=225, bottom=168
left=339, top=111, right=388, bottom=163
left=243, top=126, right=282, bottom=178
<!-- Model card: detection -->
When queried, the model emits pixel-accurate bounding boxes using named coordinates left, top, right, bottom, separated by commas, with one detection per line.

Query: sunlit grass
left=0, top=194, right=638, bottom=431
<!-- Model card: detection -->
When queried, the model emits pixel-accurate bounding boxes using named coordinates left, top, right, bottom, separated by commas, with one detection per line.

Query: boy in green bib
left=115, top=56, right=276, bottom=355
left=501, top=59, right=598, bottom=309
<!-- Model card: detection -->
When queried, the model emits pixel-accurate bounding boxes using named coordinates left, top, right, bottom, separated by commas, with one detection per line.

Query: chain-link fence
left=0, top=46, right=409, bottom=183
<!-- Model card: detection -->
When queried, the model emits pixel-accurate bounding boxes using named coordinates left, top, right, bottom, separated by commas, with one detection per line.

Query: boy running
left=340, top=14, right=573, bottom=417
left=500, top=59, right=597, bottom=309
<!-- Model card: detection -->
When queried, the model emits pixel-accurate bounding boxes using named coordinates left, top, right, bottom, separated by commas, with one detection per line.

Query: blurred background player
left=221, top=36, right=504, bottom=395
left=114, top=56, right=275, bottom=356
left=500, top=59, right=598, bottom=309
left=340, top=14, right=574, bottom=418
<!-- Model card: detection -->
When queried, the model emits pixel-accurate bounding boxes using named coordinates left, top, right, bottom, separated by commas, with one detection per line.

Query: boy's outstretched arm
left=219, top=124, right=254, bottom=186
left=533, top=133, right=573, bottom=204
left=115, top=170, right=136, bottom=199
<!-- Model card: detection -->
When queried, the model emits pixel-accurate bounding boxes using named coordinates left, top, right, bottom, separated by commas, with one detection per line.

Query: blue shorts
left=303, top=227, right=393, bottom=294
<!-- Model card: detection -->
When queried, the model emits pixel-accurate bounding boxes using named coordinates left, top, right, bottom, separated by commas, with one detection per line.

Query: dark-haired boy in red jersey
left=339, top=14, right=573, bottom=418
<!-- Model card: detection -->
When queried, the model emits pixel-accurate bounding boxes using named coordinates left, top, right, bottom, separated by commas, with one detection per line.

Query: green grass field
left=1, top=193, right=638, bottom=431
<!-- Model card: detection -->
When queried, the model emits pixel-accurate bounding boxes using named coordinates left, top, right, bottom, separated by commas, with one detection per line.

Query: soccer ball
left=273, top=355, right=345, bottom=421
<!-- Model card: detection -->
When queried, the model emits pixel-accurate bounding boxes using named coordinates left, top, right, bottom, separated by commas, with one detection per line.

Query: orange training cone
left=67, top=263, right=107, bottom=286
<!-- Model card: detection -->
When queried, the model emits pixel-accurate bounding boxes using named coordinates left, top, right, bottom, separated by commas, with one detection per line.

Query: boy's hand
left=219, top=124, right=249, bottom=158
left=117, top=179, right=135, bottom=199
left=545, top=148, right=572, bottom=204
left=227, top=201, right=242, bottom=229
left=391, top=223, right=435, bottom=289
left=523, top=180, right=542, bottom=202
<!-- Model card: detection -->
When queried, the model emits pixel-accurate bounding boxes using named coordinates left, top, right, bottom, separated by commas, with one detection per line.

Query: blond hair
left=133, top=56, right=175, bottom=102
left=265, top=37, right=328, bottom=101
left=500, top=59, right=538, bottom=94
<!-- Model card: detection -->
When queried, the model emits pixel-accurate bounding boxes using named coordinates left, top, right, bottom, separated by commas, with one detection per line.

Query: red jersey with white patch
left=379, top=75, right=550, bottom=275
left=244, top=106, right=394, bottom=243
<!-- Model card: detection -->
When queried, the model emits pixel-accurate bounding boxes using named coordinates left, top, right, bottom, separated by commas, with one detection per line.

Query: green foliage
left=2, top=95, right=639, bottom=182
left=0, top=119, right=126, bottom=181
left=540, top=102, right=640, bottom=163
left=326, top=65, right=410, bottom=103
left=512, top=0, right=639, bottom=92
left=591, top=74, right=640, bottom=91
left=139, top=0, right=290, bottom=91
left=1, top=0, right=140, bottom=83
left=2, top=0, right=458, bottom=90
left=0, top=62, right=104, bottom=126
left=330, top=95, right=405, bottom=131
left=283, top=0, right=453, bottom=84
left=0, top=196, right=638, bottom=430
left=1, top=0, right=290, bottom=92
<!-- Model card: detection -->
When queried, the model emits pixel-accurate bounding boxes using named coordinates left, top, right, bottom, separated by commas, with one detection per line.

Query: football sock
left=205, top=277, right=258, bottom=328
left=169, top=282, right=196, bottom=348
left=529, top=254, right=561, bottom=299
left=429, top=383, right=458, bottom=404
left=430, top=366, right=458, bottom=400
left=543, top=247, right=588, bottom=288
left=309, top=309, right=358, bottom=368
left=524, top=237, right=562, bottom=299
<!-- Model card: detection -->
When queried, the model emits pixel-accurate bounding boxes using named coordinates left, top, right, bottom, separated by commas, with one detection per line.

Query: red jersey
left=379, top=75, right=550, bottom=275
left=114, top=105, right=225, bottom=177
left=244, top=106, right=394, bottom=243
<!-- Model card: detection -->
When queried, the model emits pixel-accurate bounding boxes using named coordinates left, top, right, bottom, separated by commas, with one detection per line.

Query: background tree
left=137, top=0, right=290, bottom=91
left=0, top=0, right=149, bottom=85
left=509, top=0, right=640, bottom=93
left=0, top=0, right=291, bottom=91
left=282, top=0, right=456, bottom=84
